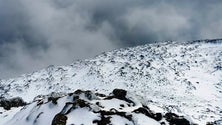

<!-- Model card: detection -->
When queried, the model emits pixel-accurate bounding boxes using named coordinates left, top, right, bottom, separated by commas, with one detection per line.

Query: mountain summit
left=0, top=39, right=222, bottom=125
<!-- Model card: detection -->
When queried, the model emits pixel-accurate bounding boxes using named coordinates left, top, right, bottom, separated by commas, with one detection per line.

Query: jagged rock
left=0, top=97, right=26, bottom=110
left=164, top=113, right=191, bottom=125
left=5, top=89, right=196, bottom=125
left=112, top=89, right=127, bottom=99
left=133, top=106, right=163, bottom=121
left=48, top=96, right=60, bottom=105
left=51, top=114, right=67, bottom=125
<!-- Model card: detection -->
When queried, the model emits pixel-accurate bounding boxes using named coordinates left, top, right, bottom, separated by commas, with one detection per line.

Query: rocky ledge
left=3, top=89, right=201, bottom=125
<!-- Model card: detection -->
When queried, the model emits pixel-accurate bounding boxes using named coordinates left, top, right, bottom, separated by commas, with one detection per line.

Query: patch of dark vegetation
left=0, top=97, right=27, bottom=110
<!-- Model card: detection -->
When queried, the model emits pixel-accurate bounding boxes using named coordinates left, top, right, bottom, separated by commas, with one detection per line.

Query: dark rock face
left=133, top=106, right=163, bottom=121
left=51, top=114, right=67, bottom=125
left=164, top=113, right=191, bottom=125
left=112, top=89, right=127, bottom=99
left=105, top=89, right=135, bottom=105
left=0, top=97, right=26, bottom=110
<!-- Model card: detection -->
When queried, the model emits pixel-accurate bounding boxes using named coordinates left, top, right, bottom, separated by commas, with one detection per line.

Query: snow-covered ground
left=0, top=39, right=222, bottom=124
left=4, top=89, right=193, bottom=125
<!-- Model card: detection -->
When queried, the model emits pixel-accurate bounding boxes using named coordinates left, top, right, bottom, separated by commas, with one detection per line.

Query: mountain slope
left=0, top=39, right=222, bottom=124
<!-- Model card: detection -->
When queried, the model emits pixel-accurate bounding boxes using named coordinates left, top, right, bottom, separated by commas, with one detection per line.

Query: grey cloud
left=0, top=1, right=48, bottom=49
left=0, top=0, right=222, bottom=79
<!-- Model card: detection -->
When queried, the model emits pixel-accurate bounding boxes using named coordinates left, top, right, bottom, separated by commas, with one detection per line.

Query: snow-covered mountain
left=0, top=39, right=222, bottom=125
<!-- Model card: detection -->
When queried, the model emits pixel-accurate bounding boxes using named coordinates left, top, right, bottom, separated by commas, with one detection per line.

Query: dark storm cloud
left=0, top=0, right=222, bottom=79
left=80, top=0, right=222, bottom=45
left=0, top=1, right=48, bottom=48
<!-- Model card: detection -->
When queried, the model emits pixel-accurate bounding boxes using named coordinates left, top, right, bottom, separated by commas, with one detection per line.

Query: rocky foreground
left=1, top=89, right=204, bottom=125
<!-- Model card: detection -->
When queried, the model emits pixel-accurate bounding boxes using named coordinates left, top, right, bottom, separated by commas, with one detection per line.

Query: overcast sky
left=0, top=0, right=222, bottom=79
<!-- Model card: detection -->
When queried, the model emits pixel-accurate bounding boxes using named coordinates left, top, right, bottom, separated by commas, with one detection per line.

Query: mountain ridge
left=0, top=39, right=222, bottom=124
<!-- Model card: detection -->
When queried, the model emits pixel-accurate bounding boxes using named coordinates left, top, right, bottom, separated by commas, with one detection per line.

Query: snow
left=0, top=107, right=22, bottom=125
left=66, top=108, right=100, bottom=125
left=0, top=39, right=222, bottom=124
left=110, top=115, right=134, bottom=125
left=133, top=113, right=160, bottom=125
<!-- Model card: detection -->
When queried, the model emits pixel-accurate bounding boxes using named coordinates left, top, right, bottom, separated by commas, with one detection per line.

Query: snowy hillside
left=0, top=39, right=222, bottom=125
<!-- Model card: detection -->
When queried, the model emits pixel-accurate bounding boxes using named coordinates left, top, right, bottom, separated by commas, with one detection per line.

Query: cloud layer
left=0, top=0, right=222, bottom=79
